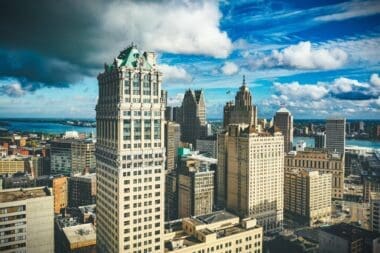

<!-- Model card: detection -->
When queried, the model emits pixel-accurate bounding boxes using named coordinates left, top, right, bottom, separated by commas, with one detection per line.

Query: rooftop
left=63, top=223, right=96, bottom=246
left=321, top=223, right=380, bottom=242
left=0, top=187, right=51, bottom=203
left=196, top=210, right=237, bottom=224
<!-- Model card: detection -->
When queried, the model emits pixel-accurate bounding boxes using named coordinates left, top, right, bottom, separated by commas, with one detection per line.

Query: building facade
left=326, top=118, right=346, bottom=156
left=0, top=156, right=25, bottom=175
left=315, top=132, right=326, bottom=149
left=218, top=124, right=284, bottom=233
left=284, top=168, right=331, bottom=226
left=96, top=45, right=165, bottom=252
left=370, top=193, right=380, bottom=233
left=285, top=149, right=344, bottom=199
left=164, top=121, right=181, bottom=172
left=177, top=154, right=216, bottom=218
left=195, top=136, right=217, bottom=158
left=0, top=187, right=54, bottom=253
left=274, top=107, right=293, bottom=153
left=50, top=139, right=95, bottom=175
left=68, top=173, right=96, bottom=207
left=223, top=76, right=257, bottom=128
left=52, top=176, right=68, bottom=214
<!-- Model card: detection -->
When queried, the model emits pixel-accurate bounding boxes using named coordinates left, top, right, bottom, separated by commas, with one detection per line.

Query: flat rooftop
left=63, top=223, right=96, bottom=245
left=321, top=223, right=380, bottom=242
left=196, top=210, right=237, bottom=224
left=0, top=187, right=51, bottom=203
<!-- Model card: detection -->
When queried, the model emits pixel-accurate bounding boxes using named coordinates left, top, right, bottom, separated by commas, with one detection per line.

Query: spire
left=242, top=75, right=246, bottom=86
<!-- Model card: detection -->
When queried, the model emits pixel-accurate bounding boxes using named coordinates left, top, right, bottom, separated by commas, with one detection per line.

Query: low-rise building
left=164, top=211, right=263, bottom=253
left=319, top=223, right=380, bottom=253
left=0, top=187, right=54, bottom=253
left=0, top=156, right=25, bottom=175
left=62, top=223, right=96, bottom=252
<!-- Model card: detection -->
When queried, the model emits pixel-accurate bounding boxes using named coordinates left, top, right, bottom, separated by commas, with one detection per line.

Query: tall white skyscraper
left=326, top=118, right=346, bottom=155
left=96, top=44, right=165, bottom=252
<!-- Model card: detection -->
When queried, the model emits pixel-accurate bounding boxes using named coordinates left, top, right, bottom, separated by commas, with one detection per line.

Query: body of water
left=1, top=120, right=95, bottom=135
left=294, top=136, right=380, bottom=150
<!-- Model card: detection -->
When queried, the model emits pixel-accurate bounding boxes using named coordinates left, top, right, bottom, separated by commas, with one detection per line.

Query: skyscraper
left=223, top=76, right=257, bottom=128
left=164, top=121, right=181, bottom=172
left=326, top=118, right=346, bottom=155
left=315, top=132, right=326, bottom=149
left=218, top=124, right=284, bottom=233
left=96, top=44, right=165, bottom=252
left=177, top=89, right=206, bottom=146
left=274, top=107, right=293, bottom=153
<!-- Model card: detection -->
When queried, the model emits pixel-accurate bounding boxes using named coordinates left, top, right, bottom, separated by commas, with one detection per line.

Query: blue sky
left=0, top=0, right=379, bottom=119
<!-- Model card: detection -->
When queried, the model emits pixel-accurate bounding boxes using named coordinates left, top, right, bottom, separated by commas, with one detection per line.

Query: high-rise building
left=0, top=187, right=54, bottom=252
left=164, top=211, right=263, bottom=253
left=164, top=121, right=181, bottom=172
left=165, top=171, right=178, bottom=221
left=177, top=153, right=216, bottom=218
left=68, top=172, right=96, bottom=207
left=96, top=44, right=165, bottom=252
left=370, top=192, right=380, bottom=233
left=177, top=89, right=206, bottom=146
left=326, top=118, right=346, bottom=155
left=50, top=139, right=95, bottom=175
left=284, top=168, right=331, bottom=226
left=223, top=76, right=257, bottom=128
left=285, top=149, right=344, bottom=199
left=195, top=135, right=217, bottom=158
left=274, top=107, right=293, bottom=153
left=315, top=132, right=326, bottom=149
left=218, top=124, right=284, bottom=233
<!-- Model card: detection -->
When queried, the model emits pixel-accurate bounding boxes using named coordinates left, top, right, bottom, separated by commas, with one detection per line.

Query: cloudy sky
left=0, top=0, right=379, bottom=119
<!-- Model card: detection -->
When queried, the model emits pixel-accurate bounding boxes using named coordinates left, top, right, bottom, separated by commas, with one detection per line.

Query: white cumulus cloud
left=254, top=41, right=347, bottom=70
left=0, top=83, right=27, bottom=97
left=221, top=62, right=239, bottom=75
left=159, top=64, right=193, bottom=83
left=102, top=1, right=232, bottom=60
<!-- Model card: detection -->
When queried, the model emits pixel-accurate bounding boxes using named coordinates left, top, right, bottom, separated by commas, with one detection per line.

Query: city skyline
left=0, top=1, right=379, bottom=119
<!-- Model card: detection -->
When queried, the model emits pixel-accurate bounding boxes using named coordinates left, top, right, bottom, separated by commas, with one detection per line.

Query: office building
left=285, top=149, right=344, bottom=199
left=53, top=176, right=69, bottom=214
left=0, top=156, right=25, bottom=175
left=25, top=156, right=45, bottom=178
left=177, top=89, right=207, bottom=146
left=164, top=121, right=181, bottom=172
left=165, top=171, right=178, bottom=221
left=96, top=44, right=165, bottom=252
left=274, top=107, right=293, bottom=153
left=0, top=187, right=54, bottom=252
left=218, top=124, right=284, bottom=233
left=284, top=168, right=331, bottom=226
left=315, top=132, right=326, bottom=149
left=223, top=76, right=257, bottom=128
left=177, top=153, right=216, bottom=218
left=319, top=223, right=380, bottom=253
left=68, top=173, right=96, bottom=207
left=370, top=193, right=380, bottom=233
left=50, top=139, right=95, bottom=175
left=164, top=211, right=263, bottom=253
left=195, top=135, right=217, bottom=158
left=326, top=118, right=346, bottom=155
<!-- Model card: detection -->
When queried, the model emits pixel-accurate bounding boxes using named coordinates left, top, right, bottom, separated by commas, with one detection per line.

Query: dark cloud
left=330, top=91, right=378, bottom=100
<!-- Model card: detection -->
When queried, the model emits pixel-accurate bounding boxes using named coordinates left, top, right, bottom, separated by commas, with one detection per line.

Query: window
left=153, top=74, right=159, bottom=96
left=154, top=120, right=160, bottom=139
left=144, top=120, right=151, bottom=140
left=143, top=74, right=151, bottom=95
left=133, top=73, right=141, bottom=95
left=124, top=80, right=130, bottom=95
left=134, top=120, right=141, bottom=140
left=123, top=120, right=131, bottom=140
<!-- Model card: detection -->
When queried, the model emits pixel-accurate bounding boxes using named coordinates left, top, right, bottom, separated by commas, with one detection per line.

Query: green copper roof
left=116, top=44, right=152, bottom=69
